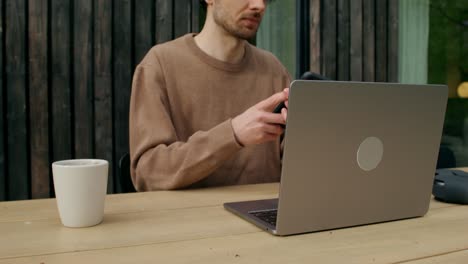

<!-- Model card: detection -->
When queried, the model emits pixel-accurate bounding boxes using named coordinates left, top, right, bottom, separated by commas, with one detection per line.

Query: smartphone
left=274, top=102, right=287, bottom=129
left=273, top=102, right=286, bottom=114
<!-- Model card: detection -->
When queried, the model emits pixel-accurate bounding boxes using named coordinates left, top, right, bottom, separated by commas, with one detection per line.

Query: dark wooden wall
left=0, top=0, right=201, bottom=201
left=310, top=0, right=398, bottom=82
left=0, top=0, right=398, bottom=201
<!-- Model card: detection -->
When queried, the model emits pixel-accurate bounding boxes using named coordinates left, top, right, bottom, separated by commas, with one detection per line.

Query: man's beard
left=213, top=7, right=261, bottom=40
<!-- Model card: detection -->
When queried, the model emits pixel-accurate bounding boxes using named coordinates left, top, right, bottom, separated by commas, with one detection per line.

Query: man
left=130, top=0, right=290, bottom=191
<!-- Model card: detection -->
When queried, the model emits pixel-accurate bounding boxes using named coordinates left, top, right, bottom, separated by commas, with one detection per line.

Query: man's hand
left=232, top=88, right=289, bottom=146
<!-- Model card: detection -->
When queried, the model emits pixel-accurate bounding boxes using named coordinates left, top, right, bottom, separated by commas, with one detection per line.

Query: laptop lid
left=275, top=80, right=448, bottom=235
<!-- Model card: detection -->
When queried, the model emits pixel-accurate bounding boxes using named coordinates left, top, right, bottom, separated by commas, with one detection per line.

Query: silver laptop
left=224, top=80, right=448, bottom=236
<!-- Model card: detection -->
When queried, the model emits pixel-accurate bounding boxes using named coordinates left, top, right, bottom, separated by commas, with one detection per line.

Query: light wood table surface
left=0, top=181, right=467, bottom=263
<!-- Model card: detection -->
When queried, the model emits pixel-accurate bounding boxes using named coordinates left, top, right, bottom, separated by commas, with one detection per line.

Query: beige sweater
left=130, top=34, right=290, bottom=191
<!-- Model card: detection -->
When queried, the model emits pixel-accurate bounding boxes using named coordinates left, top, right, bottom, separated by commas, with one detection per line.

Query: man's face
left=211, top=0, right=267, bottom=40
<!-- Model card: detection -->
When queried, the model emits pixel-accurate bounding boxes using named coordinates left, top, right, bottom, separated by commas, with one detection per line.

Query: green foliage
left=428, top=0, right=468, bottom=90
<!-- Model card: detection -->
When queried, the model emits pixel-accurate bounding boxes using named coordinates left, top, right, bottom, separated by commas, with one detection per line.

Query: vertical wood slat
left=375, top=0, right=387, bottom=82
left=51, top=0, right=72, bottom=166
left=6, top=0, right=29, bottom=200
left=94, top=0, right=113, bottom=193
left=134, top=0, right=154, bottom=66
left=363, top=0, right=375, bottom=82
left=350, top=0, right=363, bottom=81
left=113, top=0, right=132, bottom=193
left=322, top=0, right=337, bottom=80
left=0, top=0, right=5, bottom=201
left=387, top=0, right=399, bottom=82
left=309, top=0, right=321, bottom=74
left=337, top=0, right=350, bottom=81
left=73, top=0, right=94, bottom=158
left=296, top=0, right=310, bottom=77
left=29, top=0, right=50, bottom=199
left=191, top=0, right=200, bottom=32
left=174, top=0, right=191, bottom=38
left=156, top=0, right=173, bottom=43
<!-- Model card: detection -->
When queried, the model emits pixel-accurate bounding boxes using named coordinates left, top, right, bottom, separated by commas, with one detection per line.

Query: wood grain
left=134, top=0, right=155, bottom=66
left=309, top=0, right=321, bottom=74
left=6, top=0, right=29, bottom=200
left=322, top=0, right=337, bottom=80
left=350, top=0, right=363, bottom=81
left=113, top=0, right=132, bottom=193
left=0, top=183, right=466, bottom=263
left=363, top=0, right=376, bottom=82
left=402, top=250, right=468, bottom=264
left=94, top=0, right=114, bottom=193
left=0, top=0, right=5, bottom=201
left=375, top=0, right=388, bottom=82
left=174, top=0, right=191, bottom=38
left=51, top=0, right=73, bottom=167
left=0, top=183, right=279, bottom=223
left=73, top=0, right=94, bottom=158
left=337, top=0, right=350, bottom=81
left=28, top=0, right=50, bottom=199
left=156, top=0, right=173, bottom=43
left=191, top=0, right=201, bottom=32
left=387, top=0, right=399, bottom=83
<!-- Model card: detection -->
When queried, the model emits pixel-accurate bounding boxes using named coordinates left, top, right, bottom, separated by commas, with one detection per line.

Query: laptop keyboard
left=249, top=209, right=278, bottom=226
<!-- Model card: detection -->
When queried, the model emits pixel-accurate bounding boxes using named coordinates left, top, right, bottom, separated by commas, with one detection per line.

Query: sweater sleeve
left=129, top=59, right=242, bottom=191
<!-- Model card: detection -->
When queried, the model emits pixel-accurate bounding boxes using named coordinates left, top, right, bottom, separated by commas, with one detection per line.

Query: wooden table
left=0, top=183, right=467, bottom=263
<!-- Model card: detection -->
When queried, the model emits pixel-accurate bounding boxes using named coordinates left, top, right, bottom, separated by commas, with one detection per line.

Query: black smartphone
left=273, top=102, right=286, bottom=114
left=275, top=102, right=286, bottom=129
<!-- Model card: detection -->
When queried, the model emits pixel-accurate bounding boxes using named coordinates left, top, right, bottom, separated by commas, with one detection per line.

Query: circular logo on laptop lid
left=357, top=137, right=384, bottom=171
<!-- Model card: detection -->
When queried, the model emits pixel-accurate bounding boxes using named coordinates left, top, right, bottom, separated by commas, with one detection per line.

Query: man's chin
left=233, top=29, right=258, bottom=40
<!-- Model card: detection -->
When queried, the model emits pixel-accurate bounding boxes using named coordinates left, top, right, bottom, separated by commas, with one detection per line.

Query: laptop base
left=224, top=199, right=279, bottom=235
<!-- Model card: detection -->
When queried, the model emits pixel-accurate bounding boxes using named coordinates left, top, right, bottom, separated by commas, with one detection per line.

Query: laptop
left=224, top=80, right=448, bottom=236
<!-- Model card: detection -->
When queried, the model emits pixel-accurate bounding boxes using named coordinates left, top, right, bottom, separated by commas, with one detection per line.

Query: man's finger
left=262, top=123, right=285, bottom=135
left=260, top=112, right=286, bottom=125
left=281, top=108, right=287, bottom=121
left=256, top=89, right=288, bottom=111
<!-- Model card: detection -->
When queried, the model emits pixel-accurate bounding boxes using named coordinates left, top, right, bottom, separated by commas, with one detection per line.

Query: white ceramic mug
left=52, top=159, right=108, bottom=228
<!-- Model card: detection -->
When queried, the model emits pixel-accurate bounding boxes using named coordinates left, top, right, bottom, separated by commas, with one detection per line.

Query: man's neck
left=194, top=21, right=246, bottom=64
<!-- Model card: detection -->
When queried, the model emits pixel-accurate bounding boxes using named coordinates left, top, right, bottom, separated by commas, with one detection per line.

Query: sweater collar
left=184, top=33, right=252, bottom=72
